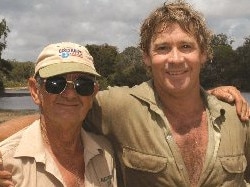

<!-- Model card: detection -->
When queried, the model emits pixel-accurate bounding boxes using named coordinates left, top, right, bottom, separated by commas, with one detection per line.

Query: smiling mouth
left=165, top=63, right=188, bottom=76
left=58, top=103, right=79, bottom=107
left=167, top=70, right=187, bottom=75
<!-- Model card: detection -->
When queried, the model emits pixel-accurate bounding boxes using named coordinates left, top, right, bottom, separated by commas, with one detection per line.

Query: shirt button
left=166, top=135, right=172, bottom=140
left=179, top=165, right=184, bottom=170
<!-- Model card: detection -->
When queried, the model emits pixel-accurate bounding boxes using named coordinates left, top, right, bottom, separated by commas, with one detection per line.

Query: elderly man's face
left=29, top=73, right=98, bottom=128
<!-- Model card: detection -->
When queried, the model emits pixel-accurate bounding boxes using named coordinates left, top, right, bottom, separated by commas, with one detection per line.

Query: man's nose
left=61, top=81, right=78, bottom=97
left=169, top=48, right=184, bottom=63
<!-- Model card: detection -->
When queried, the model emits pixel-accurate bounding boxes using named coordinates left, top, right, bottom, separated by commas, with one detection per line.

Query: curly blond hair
left=139, top=0, right=213, bottom=60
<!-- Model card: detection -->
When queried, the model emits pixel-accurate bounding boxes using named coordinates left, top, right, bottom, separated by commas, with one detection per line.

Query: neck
left=156, top=85, right=203, bottom=115
left=156, top=85, right=206, bottom=132
left=40, top=117, right=83, bottom=153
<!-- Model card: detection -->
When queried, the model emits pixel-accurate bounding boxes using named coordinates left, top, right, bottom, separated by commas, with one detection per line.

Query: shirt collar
left=14, top=119, right=104, bottom=167
left=129, top=80, right=225, bottom=125
left=81, top=128, right=104, bottom=165
left=14, top=119, right=46, bottom=162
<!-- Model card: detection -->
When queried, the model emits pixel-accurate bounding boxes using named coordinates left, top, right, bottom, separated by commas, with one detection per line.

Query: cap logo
left=59, top=47, right=83, bottom=59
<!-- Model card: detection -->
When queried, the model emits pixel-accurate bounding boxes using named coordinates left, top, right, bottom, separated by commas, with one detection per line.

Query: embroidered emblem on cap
left=59, top=48, right=83, bottom=59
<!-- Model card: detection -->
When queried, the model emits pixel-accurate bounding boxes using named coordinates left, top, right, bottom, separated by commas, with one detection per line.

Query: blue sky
left=0, top=0, right=250, bottom=62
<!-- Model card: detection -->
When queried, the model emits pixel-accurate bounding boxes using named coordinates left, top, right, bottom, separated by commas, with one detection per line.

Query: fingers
left=227, top=88, right=249, bottom=121
left=208, top=86, right=249, bottom=121
left=0, top=152, right=14, bottom=187
left=0, top=170, right=14, bottom=187
left=0, top=179, right=14, bottom=187
left=208, top=86, right=235, bottom=103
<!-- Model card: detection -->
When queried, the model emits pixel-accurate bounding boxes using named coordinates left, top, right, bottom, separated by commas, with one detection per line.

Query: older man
left=0, top=42, right=116, bottom=187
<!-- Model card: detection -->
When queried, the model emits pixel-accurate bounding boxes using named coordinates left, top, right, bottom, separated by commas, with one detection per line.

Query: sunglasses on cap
left=41, top=76, right=95, bottom=96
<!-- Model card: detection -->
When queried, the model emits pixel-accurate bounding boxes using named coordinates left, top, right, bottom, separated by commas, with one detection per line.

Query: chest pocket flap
left=122, top=147, right=167, bottom=173
left=220, top=155, right=247, bottom=173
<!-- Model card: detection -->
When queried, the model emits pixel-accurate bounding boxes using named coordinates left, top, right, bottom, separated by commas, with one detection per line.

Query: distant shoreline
left=0, top=92, right=31, bottom=97
left=0, top=87, right=30, bottom=97
left=0, top=89, right=35, bottom=123
left=0, top=109, right=37, bottom=124
left=5, top=87, right=28, bottom=90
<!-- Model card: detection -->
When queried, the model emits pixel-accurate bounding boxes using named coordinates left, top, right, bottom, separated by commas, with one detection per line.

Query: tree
left=201, top=34, right=236, bottom=89
left=9, top=61, right=34, bottom=82
left=234, top=36, right=250, bottom=90
left=86, top=44, right=119, bottom=89
left=0, top=19, right=10, bottom=59
left=111, top=46, right=149, bottom=87
left=0, top=19, right=10, bottom=93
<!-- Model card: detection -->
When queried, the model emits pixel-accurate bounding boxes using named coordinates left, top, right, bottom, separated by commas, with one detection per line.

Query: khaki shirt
left=86, top=80, right=250, bottom=187
left=0, top=120, right=117, bottom=187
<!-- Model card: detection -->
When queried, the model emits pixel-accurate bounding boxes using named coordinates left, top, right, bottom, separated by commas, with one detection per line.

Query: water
left=0, top=89, right=38, bottom=110
left=0, top=90, right=249, bottom=111
left=242, top=92, right=250, bottom=103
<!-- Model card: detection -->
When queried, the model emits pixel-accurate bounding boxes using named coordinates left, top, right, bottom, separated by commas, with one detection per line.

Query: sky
left=0, top=0, right=250, bottom=62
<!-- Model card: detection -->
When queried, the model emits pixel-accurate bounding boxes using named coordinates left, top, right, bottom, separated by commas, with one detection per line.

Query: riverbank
left=0, top=87, right=30, bottom=97
left=0, top=109, right=37, bottom=124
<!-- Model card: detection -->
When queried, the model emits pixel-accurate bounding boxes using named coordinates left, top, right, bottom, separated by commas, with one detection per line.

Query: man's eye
left=156, top=46, right=170, bottom=51
left=181, top=44, right=194, bottom=53
left=183, top=44, right=191, bottom=49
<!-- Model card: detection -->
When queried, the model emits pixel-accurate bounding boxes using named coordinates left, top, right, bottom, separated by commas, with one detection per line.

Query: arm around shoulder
left=0, top=114, right=39, bottom=141
left=208, top=86, right=250, bottom=121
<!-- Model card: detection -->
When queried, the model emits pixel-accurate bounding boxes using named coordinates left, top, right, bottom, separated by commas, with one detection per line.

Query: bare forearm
left=0, top=114, right=39, bottom=141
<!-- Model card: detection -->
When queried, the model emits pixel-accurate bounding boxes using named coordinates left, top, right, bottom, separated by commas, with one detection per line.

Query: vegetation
left=0, top=19, right=250, bottom=92
left=0, top=19, right=10, bottom=93
left=200, top=34, right=250, bottom=91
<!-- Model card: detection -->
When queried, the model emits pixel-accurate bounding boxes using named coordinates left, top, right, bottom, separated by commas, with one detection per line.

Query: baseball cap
left=34, top=42, right=101, bottom=78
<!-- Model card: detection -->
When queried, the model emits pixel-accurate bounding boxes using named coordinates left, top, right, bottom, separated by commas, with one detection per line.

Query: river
left=0, top=89, right=38, bottom=110
left=0, top=89, right=250, bottom=110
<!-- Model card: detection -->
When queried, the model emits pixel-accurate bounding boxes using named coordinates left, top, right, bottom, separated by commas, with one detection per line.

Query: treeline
left=201, top=34, right=250, bottom=91
left=0, top=34, right=250, bottom=93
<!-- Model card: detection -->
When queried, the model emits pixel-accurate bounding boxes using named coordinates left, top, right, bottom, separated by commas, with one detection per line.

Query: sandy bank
left=0, top=109, right=37, bottom=124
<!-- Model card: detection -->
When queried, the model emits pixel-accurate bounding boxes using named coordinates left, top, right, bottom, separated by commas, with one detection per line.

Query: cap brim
left=38, top=62, right=101, bottom=78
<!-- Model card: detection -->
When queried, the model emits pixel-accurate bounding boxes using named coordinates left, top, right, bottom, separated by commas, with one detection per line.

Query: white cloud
left=0, top=0, right=249, bottom=61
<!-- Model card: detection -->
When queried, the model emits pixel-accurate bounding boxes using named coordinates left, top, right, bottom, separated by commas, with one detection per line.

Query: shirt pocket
left=220, top=155, right=247, bottom=174
left=122, top=146, right=167, bottom=173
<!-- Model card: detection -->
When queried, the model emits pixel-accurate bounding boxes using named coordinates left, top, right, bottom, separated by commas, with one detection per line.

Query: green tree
left=111, top=46, right=148, bottom=87
left=0, top=59, right=13, bottom=93
left=0, top=18, right=10, bottom=93
left=0, top=19, right=10, bottom=59
left=234, top=36, right=250, bottom=91
left=86, top=44, right=118, bottom=89
left=6, top=61, right=34, bottom=87
left=201, top=33, right=236, bottom=89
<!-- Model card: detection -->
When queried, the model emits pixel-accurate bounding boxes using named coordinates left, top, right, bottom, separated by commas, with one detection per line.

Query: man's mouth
left=167, top=70, right=186, bottom=75
left=165, top=63, right=188, bottom=76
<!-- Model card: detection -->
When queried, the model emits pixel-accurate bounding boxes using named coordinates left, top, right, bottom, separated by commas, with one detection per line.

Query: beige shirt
left=0, top=119, right=117, bottom=187
left=87, top=80, right=250, bottom=187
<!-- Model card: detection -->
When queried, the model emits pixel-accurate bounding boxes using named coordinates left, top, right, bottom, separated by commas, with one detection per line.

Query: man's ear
left=28, top=77, right=41, bottom=105
left=93, top=82, right=99, bottom=97
left=143, top=52, right=152, bottom=67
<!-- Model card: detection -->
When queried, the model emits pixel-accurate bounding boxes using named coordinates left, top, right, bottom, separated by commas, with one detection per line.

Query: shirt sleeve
left=84, top=89, right=111, bottom=135
left=245, top=120, right=250, bottom=183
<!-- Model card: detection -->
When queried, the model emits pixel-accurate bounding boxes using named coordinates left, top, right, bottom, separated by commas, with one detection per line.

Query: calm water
left=0, top=89, right=249, bottom=110
left=0, top=89, right=38, bottom=110
left=242, top=92, right=250, bottom=103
